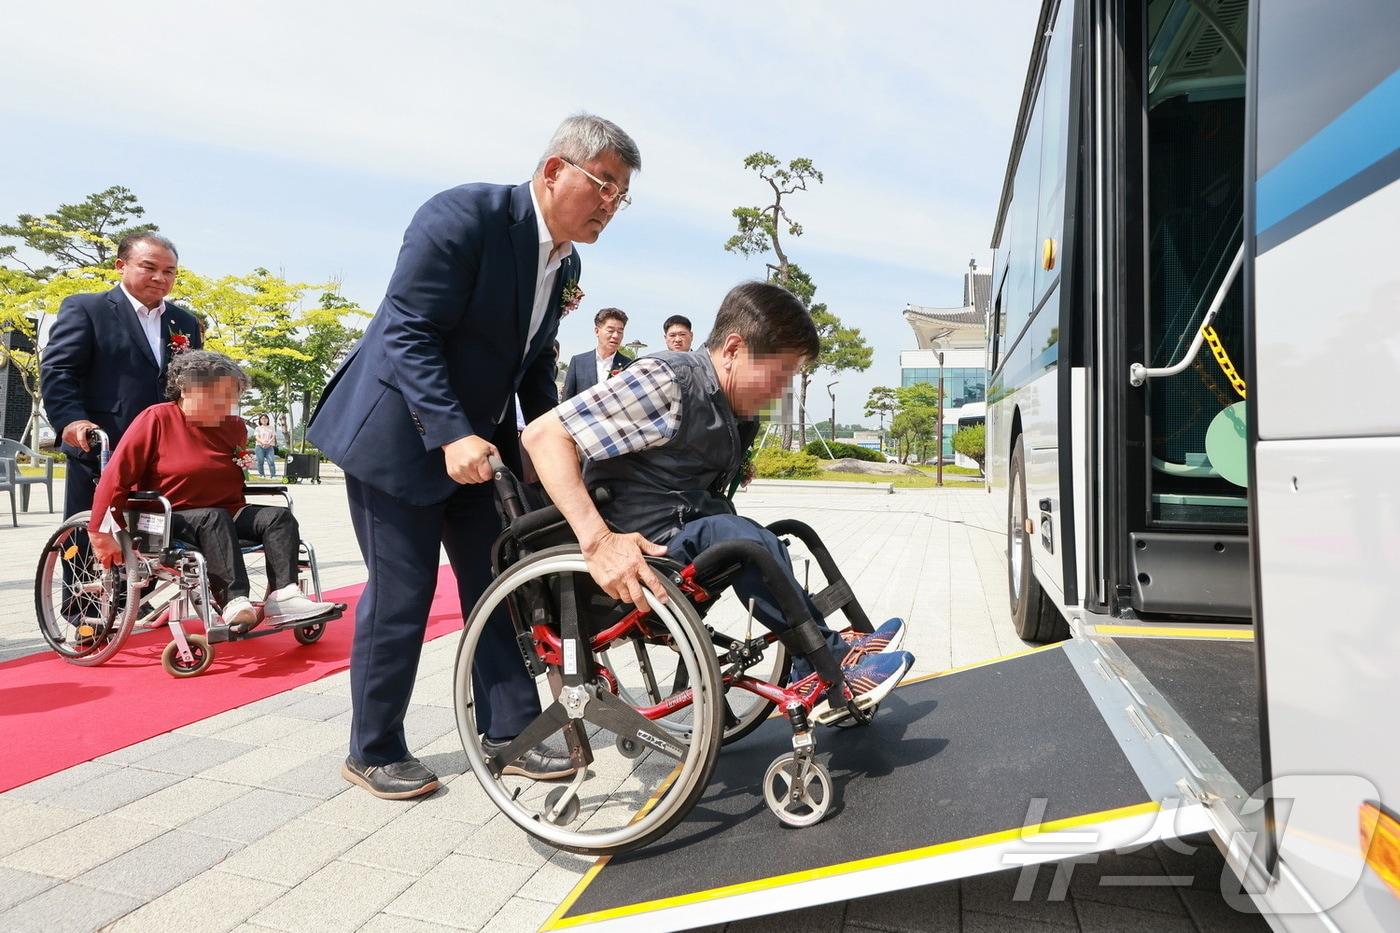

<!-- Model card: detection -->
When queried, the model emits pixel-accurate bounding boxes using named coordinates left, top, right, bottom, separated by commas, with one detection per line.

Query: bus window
left=1035, top=0, right=1075, bottom=304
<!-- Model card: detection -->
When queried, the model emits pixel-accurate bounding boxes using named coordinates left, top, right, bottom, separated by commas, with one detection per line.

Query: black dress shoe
left=341, top=755, right=441, bottom=800
left=481, top=736, right=578, bottom=780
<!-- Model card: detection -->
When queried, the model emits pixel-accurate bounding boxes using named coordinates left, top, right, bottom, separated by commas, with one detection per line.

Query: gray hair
left=535, top=113, right=641, bottom=175
left=165, top=349, right=248, bottom=400
left=117, top=232, right=179, bottom=262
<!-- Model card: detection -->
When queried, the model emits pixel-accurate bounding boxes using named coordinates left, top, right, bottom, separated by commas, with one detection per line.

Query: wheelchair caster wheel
left=542, top=786, right=581, bottom=826
left=615, top=735, right=644, bottom=759
left=763, top=753, right=832, bottom=828
left=293, top=622, right=326, bottom=645
left=161, top=634, right=214, bottom=678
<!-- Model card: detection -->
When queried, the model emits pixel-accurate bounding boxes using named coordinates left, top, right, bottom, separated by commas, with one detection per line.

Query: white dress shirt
left=119, top=284, right=165, bottom=363
left=594, top=352, right=619, bottom=386
left=526, top=181, right=573, bottom=360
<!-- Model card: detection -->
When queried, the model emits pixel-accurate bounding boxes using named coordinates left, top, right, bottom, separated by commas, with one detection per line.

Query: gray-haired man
left=308, top=113, right=640, bottom=799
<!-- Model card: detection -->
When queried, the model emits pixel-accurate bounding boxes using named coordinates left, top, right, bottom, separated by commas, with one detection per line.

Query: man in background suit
left=308, top=114, right=641, bottom=799
left=42, top=233, right=203, bottom=518
left=562, top=308, right=631, bottom=399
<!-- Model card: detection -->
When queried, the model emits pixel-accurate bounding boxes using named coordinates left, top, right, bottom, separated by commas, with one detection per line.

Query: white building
left=899, top=261, right=990, bottom=469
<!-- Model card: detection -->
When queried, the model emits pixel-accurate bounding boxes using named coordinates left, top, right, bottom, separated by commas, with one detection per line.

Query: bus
left=984, top=0, right=1400, bottom=927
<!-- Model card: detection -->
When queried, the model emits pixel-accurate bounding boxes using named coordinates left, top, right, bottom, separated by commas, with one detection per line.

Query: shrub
left=952, top=424, right=986, bottom=473
left=753, top=448, right=821, bottom=479
left=803, top=440, right=884, bottom=462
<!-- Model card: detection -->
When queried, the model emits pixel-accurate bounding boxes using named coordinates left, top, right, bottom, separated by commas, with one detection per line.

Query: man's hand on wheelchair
left=443, top=435, right=498, bottom=484
left=582, top=531, right=670, bottom=608
left=62, top=420, right=100, bottom=452
left=89, top=530, right=125, bottom=568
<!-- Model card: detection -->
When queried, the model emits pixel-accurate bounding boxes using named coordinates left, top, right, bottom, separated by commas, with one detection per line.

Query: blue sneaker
left=812, top=649, right=914, bottom=726
left=838, top=617, right=906, bottom=667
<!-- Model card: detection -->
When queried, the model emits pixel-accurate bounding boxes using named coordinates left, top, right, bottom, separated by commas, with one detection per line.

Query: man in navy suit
left=308, top=114, right=641, bottom=799
left=562, top=308, right=631, bottom=399
left=42, top=233, right=204, bottom=519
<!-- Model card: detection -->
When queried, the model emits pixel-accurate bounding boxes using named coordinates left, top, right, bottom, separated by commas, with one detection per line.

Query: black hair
left=703, top=282, right=819, bottom=359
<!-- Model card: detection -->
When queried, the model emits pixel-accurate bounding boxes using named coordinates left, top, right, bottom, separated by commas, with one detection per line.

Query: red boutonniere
left=560, top=280, right=584, bottom=318
left=609, top=364, right=626, bottom=378
left=169, top=329, right=191, bottom=354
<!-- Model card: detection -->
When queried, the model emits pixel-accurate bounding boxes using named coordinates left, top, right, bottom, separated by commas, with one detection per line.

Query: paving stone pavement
left=0, top=477, right=1268, bottom=932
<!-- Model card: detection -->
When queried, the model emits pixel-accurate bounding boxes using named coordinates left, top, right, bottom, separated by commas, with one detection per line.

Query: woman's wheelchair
left=453, top=458, right=885, bottom=855
left=34, top=429, right=345, bottom=678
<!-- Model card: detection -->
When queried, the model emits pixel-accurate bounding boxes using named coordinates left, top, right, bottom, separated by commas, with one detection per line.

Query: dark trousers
left=63, top=454, right=99, bottom=519
left=666, top=514, right=844, bottom=677
left=170, top=505, right=300, bottom=602
left=344, top=473, right=541, bottom=764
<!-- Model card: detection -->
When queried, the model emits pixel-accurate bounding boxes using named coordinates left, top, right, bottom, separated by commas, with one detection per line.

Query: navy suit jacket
left=41, top=286, right=204, bottom=459
left=307, top=182, right=577, bottom=506
left=562, top=349, right=632, bottom=400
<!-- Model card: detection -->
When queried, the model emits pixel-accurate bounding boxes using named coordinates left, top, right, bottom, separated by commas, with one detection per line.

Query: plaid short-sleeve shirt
left=555, top=358, right=683, bottom=460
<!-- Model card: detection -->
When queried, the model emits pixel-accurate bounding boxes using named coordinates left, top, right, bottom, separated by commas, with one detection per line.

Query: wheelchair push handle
left=488, top=454, right=528, bottom=522
left=86, top=428, right=111, bottom=471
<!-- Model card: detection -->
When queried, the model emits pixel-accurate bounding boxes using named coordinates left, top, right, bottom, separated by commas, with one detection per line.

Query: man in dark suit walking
left=308, top=114, right=641, bottom=799
left=42, top=233, right=203, bottom=519
left=562, top=308, right=631, bottom=399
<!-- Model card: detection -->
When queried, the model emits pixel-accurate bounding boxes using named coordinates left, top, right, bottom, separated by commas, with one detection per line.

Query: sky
left=0, top=0, right=1040, bottom=424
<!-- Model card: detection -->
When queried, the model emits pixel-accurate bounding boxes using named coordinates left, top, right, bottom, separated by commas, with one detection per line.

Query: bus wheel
left=1008, top=436, right=1069, bottom=643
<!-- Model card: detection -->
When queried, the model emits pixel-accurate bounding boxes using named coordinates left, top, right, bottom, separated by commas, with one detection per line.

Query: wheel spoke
left=584, top=689, right=689, bottom=761
left=484, top=702, right=571, bottom=776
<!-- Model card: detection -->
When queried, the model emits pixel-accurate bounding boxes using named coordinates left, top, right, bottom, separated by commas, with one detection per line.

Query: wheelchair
left=454, top=457, right=885, bottom=855
left=34, top=429, right=345, bottom=678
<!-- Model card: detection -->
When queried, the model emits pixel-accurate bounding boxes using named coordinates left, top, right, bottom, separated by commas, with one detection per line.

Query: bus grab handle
left=1129, top=246, right=1243, bottom=387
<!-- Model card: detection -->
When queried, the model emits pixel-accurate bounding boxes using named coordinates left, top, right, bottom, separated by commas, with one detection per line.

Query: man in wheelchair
left=87, top=351, right=335, bottom=629
left=522, top=281, right=913, bottom=726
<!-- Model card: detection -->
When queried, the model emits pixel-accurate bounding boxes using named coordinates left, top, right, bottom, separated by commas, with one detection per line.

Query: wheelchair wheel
left=599, top=632, right=789, bottom=748
left=292, top=621, right=326, bottom=645
left=161, top=633, right=213, bottom=678
left=35, top=514, right=141, bottom=666
left=455, top=545, right=724, bottom=856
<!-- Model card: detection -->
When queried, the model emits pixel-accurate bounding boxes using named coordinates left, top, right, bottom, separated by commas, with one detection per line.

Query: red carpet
left=0, top=565, right=464, bottom=793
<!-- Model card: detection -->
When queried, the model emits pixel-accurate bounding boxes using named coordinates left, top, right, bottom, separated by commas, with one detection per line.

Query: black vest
left=585, top=350, right=747, bottom=543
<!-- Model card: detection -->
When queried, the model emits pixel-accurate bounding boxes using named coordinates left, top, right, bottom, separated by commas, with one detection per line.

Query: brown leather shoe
left=341, top=755, right=440, bottom=800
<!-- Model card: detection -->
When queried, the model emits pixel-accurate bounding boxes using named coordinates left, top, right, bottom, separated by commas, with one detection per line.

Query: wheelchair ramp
left=542, top=643, right=1212, bottom=932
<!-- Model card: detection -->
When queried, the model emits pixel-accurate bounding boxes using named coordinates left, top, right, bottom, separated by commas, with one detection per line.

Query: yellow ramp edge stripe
left=1096, top=625, right=1254, bottom=641
left=542, top=800, right=1162, bottom=930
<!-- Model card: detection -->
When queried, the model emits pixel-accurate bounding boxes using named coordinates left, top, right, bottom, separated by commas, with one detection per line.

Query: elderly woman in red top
left=88, top=350, right=332, bottom=629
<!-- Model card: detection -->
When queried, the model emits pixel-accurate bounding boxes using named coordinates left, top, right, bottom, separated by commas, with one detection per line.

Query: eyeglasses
left=562, top=159, right=632, bottom=211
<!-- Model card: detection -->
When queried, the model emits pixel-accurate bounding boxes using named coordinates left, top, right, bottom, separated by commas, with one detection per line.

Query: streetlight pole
left=935, top=351, right=945, bottom=487
left=826, top=381, right=839, bottom=447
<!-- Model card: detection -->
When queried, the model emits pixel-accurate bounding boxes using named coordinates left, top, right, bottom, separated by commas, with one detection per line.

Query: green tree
left=243, top=289, right=366, bottom=449
left=723, top=152, right=823, bottom=287
left=800, top=303, right=872, bottom=446
left=725, top=153, right=872, bottom=447
left=0, top=186, right=155, bottom=276
left=952, top=423, right=986, bottom=473
left=1, top=188, right=367, bottom=449
left=891, top=383, right=940, bottom=463
left=864, top=386, right=898, bottom=451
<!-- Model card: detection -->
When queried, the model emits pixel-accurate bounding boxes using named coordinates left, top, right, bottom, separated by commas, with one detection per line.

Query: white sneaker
left=221, top=596, right=258, bottom=630
left=263, top=584, right=335, bottom=624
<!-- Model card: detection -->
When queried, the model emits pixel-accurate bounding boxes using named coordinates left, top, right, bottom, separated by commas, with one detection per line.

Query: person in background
left=88, top=351, right=334, bottom=630
left=562, top=308, right=631, bottom=399
left=663, top=314, right=693, bottom=351
left=41, top=232, right=203, bottom=518
left=253, top=414, right=278, bottom=478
